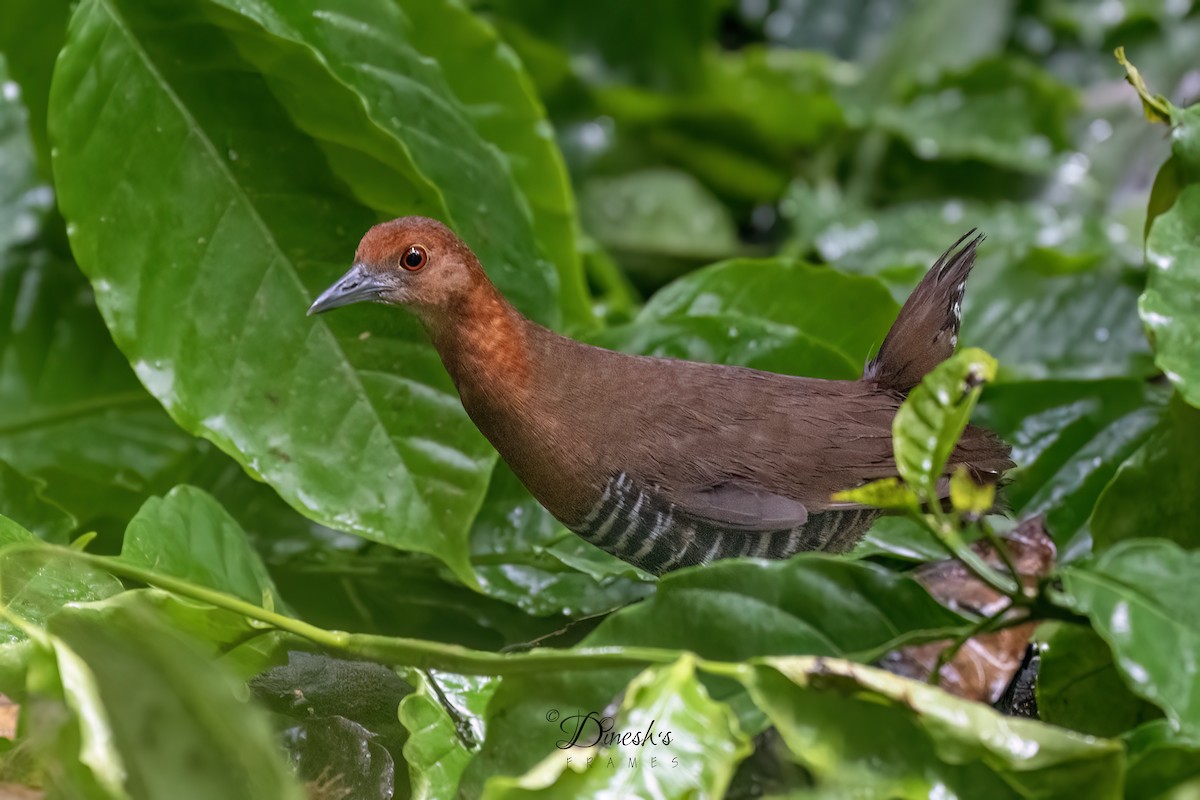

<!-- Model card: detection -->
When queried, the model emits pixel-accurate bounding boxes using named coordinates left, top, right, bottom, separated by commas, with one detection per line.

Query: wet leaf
left=1061, top=539, right=1200, bottom=737
left=740, top=656, right=1124, bottom=798
left=482, top=656, right=749, bottom=799
left=122, top=486, right=281, bottom=608
left=50, top=0, right=577, bottom=581
left=892, top=348, right=997, bottom=499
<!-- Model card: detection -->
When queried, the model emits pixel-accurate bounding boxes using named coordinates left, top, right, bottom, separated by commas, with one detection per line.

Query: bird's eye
left=402, top=245, right=427, bottom=271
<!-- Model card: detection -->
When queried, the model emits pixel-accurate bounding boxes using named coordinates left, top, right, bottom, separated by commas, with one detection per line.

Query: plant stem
left=62, top=549, right=679, bottom=675
left=928, top=604, right=1029, bottom=686
left=922, top=511, right=1022, bottom=599
left=976, top=519, right=1028, bottom=599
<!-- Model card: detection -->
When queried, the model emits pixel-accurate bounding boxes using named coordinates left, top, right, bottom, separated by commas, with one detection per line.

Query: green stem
left=64, top=550, right=678, bottom=675
left=922, top=511, right=1021, bottom=599
left=977, top=519, right=1028, bottom=600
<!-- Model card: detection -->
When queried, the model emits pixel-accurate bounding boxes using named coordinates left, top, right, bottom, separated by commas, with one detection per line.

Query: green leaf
left=579, top=168, right=740, bottom=266
left=1115, top=46, right=1178, bottom=125
left=584, top=556, right=968, bottom=662
left=1124, top=720, right=1200, bottom=800
left=0, top=0, right=71, bottom=174
left=0, top=250, right=203, bottom=539
left=893, top=348, right=997, bottom=499
left=1, top=68, right=200, bottom=539
left=636, top=257, right=900, bottom=368
left=42, top=601, right=306, bottom=799
left=0, top=529, right=123, bottom=645
left=805, top=199, right=1153, bottom=382
left=400, top=670, right=497, bottom=800
left=593, top=316, right=858, bottom=380
left=49, top=0, right=579, bottom=581
left=874, top=58, right=1077, bottom=171
left=490, top=0, right=719, bottom=91
left=1142, top=182, right=1200, bottom=409
left=1036, top=623, right=1160, bottom=737
left=482, top=657, right=750, bottom=799
left=0, top=460, right=74, bottom=543
left=963, top=253, right=1152, bottom=383
left=851, top=0, right=1014, bottom=103
left=95, top=588, right=289, bottom=680
left=855, top=515, right=967, bottom=562
left=739, top=657, right=1124, bottom=798
left=1139, top=87, right=1200, bottom=406
left=121, top=485, right=281, bottom=608
left=460, top=668, right=640, bottom=797
left=1061, top=539, right=1200, bottom=737
left=1091, top=397, right=1200, bottom=550
left=974, top=379, right=1166, bottom=550
left=948, top=467, right=995, bottom=515
left=0, top=54, right=50, bottom=253
left=832, top=477, right=921, bottom=511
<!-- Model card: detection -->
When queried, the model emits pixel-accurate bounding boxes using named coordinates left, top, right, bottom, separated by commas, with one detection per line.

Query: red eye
left=402, top=245, right=427, bottom=271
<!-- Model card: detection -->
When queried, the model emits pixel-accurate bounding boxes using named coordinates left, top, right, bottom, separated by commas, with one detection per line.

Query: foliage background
left=0, top=0, right=1198, bottom=797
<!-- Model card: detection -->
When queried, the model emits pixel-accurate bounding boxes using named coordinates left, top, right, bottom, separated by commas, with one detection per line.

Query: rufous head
left=307, top=217, right=484, bottom=318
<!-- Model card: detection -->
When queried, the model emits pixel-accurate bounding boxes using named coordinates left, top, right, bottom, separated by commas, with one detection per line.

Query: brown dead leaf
left=879, top=516, right=1055, bottom=704
left=0, top=695, right=18, bottom=740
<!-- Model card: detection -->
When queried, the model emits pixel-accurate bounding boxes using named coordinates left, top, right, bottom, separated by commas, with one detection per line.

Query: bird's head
left=307, top=216, right=482, bottom=318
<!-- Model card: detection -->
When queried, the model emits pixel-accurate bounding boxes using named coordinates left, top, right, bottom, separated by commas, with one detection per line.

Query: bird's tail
left=863, top=230, right=982, bottom=393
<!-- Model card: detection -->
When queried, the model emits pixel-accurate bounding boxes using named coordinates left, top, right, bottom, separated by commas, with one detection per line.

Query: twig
left=928, top=604, right=1030, bottom=687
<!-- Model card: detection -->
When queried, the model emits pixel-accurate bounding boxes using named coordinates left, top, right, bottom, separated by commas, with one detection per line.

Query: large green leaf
left=1143, top=182, right=1200, bottom=409
left=1124, top=721, right=1200, bottom=800
left=593, top=316, right=858, bottom=380
left=738, top=657, right=1124, bottom=798
left=49, top=0, right=579, bottom=581
left=41, top=601, right=306, bottom=799
left=0, top=460, right=74, bottom=543
left=0, top=0, right=71, bottom=173
left=1061, top=539, right=1200, bottom=737
left=0, top=249, right=202, bottom=537
left=962, top=253, right=1152, bottom=383
left=579, top=168, right=740, bottom=269
left=1091, top=396, right=1200, bottom=551
left=490, top=0, right=719, bottom=91
left=801, top=198, right=1153, bottom=382
left=461, top=667, right=641, bottom=798
left=1, top=59, right=200, bottom=538
left=585, top=556, right=968, bottom=662
left=635, top=257, right=899, bottom=367
left=974, top=379, right=1165, bottom=550
left=482, top=656, right=750, bottom=799
left=874, top=58, right=1077, bottom=171
left=1036, top=623, right=1160, bottom=737
left=0, top=517, right=123, bottom=646
left=121, top=485, right=282, bottom=608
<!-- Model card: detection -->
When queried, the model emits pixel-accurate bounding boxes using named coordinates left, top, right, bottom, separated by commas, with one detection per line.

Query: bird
left=308, top=217, right=1013, bottom=575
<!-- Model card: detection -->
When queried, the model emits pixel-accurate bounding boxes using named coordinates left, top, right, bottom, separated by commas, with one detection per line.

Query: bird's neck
left=422, top=281, right=596, bottom=522
left=424, top=281, right=536, bottom=409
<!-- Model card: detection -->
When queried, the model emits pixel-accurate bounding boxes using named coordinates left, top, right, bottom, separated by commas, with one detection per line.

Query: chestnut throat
left=421, top=282, right=588, bottom=520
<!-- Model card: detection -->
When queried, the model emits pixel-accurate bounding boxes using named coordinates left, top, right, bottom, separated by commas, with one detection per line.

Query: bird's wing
left=668, top=481, right=809, bottom=530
